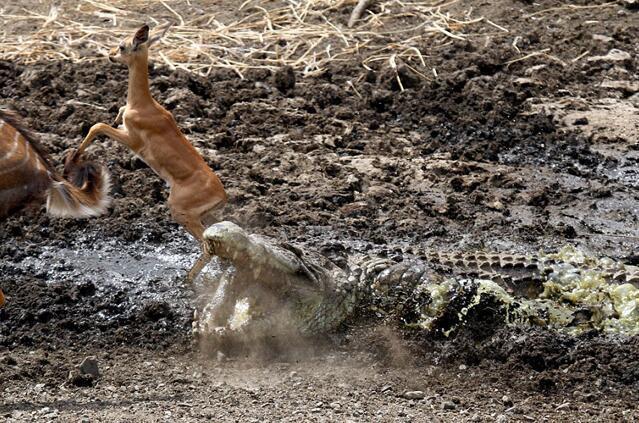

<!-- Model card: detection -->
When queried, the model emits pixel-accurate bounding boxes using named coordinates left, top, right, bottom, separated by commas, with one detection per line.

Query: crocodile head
left=199, top=221, right=351, bottom=342
left=203, top=221, right=326, bottom=289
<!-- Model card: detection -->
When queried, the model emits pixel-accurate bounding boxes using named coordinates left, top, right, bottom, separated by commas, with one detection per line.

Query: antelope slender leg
left=74, top=123, right=132, bottom=159
left=112, top=106, right=126, bottom=127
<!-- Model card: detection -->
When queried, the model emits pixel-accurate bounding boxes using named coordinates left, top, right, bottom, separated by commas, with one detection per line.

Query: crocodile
left=193, top=221, right=639, bottom=345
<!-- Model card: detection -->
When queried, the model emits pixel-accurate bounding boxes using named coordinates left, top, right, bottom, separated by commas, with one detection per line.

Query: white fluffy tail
left=46, top=165, right=111, bottom=218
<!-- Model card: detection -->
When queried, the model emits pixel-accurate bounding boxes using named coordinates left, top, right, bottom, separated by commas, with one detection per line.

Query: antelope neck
left=126, top=55, right=152, bottom=107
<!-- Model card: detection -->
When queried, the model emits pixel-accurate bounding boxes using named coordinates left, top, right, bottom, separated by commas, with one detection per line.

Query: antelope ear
left=133, top=24, right=150, bottom=49
left=148, top=21, right=173, bottom=46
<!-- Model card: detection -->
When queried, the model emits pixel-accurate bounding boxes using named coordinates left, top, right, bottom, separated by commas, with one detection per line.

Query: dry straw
left=0, top=0, right=509, bottom=80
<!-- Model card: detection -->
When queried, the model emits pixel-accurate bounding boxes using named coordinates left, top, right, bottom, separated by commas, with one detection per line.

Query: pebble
left=273, top=66, right=296, bottom=93
left=79, top=356, right=100, bottom=378
left=402, top=391, right=425, bottom=400
left=442, top=401, right=456, bottom=410
left=592, top=34, right=613, bottom=43
left=587, top=49, right=631, bottom=64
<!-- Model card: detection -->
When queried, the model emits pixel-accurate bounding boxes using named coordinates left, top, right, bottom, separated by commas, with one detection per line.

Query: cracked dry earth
left=1, top=0, right=639, bottom=421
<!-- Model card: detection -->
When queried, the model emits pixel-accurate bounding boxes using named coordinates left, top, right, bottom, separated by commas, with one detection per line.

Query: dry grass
left=0, top=0, right=508, bottom=81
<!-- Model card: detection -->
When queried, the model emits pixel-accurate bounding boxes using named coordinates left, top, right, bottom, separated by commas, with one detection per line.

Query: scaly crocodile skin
left=194, top=222, right=639, bottom=340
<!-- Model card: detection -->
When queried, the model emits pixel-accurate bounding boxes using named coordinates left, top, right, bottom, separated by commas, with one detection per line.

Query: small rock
left=496, top=414, right=509, bottom=423
left=458, top=364, right=467, bottom=371
left=592, top=34, right=613, bottom=43
left=380, top=385, right=393, bottom=393
left=273, top=66, right=296, bottom=93
left=488, top=200, right=504, bottom=211
left=513, top=77, right=541, bottom=87
left=442, top=401, right=456, bottom=410
left=502, top=395, right=514, bottom=407
left=573, top=117, right=589, bottom=125
left=402, top=391, right=425, bottom=400
left=329, top=402, right=342, bottom=410
left=622, top=0, right=639, bottom=10
left=587, top=49, right=632, bottom=64
left=79, top=356, right=100, bottom=378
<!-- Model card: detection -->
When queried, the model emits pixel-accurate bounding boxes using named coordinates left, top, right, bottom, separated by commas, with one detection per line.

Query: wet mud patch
left=0, top=231, right=196, bottom=349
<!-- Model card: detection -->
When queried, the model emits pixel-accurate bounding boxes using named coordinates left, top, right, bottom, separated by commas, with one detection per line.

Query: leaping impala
left=71, top=23, right=228, bottom=282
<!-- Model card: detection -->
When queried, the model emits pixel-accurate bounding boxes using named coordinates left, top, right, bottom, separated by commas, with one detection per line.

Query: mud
left=1, top=0, right=639, bottom=420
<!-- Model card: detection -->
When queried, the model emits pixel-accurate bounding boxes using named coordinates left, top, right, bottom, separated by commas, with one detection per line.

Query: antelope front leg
left=112, top=106, right=126, bottom=127
left=73, top=123, right=132, bottom=159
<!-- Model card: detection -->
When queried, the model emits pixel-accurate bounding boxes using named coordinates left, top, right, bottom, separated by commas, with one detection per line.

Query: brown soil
left=1, top=0, right=639, bottom=421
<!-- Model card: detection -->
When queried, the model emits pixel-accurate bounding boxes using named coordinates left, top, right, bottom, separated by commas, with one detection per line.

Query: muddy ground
left=1, top=0, right=639, bottom=421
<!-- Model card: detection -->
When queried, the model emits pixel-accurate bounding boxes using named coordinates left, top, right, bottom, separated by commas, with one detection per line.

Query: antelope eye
left=119, top=44, right=125, bottom=51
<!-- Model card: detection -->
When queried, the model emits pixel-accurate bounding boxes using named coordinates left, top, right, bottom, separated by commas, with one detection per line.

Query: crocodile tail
left=46, top=158, right=111, bottom=218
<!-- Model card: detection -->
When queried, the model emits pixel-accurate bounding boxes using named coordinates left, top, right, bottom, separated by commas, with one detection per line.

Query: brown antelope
left=1, top=108, right=111, bottom=308
left=71, top=23, right=228, bottom=282
left=0, top=108, right=111, bottom=219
